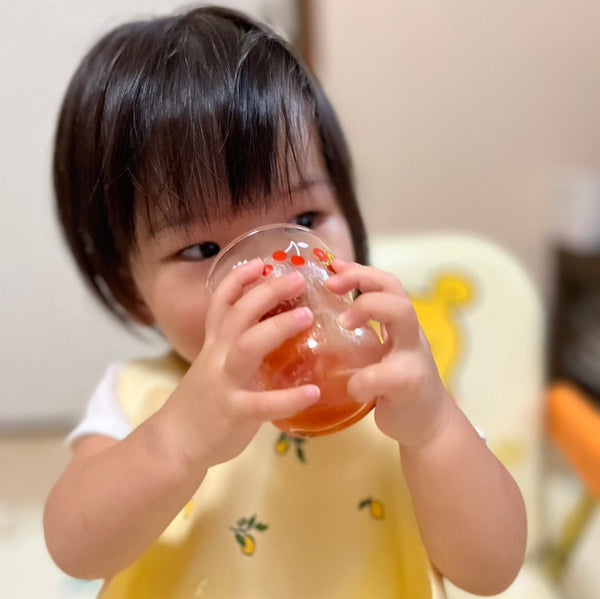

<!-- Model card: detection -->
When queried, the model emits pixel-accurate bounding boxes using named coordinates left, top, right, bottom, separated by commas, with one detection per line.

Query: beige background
left=313, top=0, right=600, bottom=293
left=2, top=0, right=600, bottom=425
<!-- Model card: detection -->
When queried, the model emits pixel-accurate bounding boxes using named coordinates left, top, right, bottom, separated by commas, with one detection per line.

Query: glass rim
left=205, top=222, right=316, bottom=290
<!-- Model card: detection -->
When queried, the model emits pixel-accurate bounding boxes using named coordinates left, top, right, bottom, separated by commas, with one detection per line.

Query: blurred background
left=1, top=1, right=599, bottom=598
left=2, top=0, right=600, bottom=426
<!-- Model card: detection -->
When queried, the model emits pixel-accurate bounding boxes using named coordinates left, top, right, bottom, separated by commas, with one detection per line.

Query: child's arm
left=44, top=260, right=319, bottom=580
left=44, top=420, right=208, bottom=580
left=326, top=260, right=527, bottom=595
left=399, top=402, right=526, bottom=594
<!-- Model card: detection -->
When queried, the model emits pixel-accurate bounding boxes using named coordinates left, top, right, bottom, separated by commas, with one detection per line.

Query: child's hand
left=167, top=259, right=320, bottom=467
left=326, top=260, right=453, bottom=449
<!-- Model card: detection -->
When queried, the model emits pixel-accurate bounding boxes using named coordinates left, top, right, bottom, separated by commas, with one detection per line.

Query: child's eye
left=291, top=211, right=319, bottom=229
left=180, top=241, right=221, bottom=261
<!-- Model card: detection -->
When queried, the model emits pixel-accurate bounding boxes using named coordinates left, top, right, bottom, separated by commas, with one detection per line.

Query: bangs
left=120, top=14, right=317, bottom=237
left=54, top=5, right=366, bottom=324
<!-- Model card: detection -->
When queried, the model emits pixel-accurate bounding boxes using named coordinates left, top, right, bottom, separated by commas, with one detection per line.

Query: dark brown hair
left=54, top=5, right=367, bottom=323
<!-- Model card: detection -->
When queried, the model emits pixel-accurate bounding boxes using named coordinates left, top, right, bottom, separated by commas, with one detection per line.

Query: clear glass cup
left=206, top=224, right=384, bottom=437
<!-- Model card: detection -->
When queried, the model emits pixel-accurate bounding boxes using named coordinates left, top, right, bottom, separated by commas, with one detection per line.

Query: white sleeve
left=67, top=363, right=133, bottom=445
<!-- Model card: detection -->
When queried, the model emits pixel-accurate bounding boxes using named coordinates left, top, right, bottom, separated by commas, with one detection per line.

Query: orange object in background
left=547, top=382, right=600, bottom=499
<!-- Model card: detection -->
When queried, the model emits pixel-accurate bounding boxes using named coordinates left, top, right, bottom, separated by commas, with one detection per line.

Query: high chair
left=370, top=232, right=599, bottom=599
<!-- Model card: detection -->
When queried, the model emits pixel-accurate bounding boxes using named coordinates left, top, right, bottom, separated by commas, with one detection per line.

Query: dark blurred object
left=549, top=173, right=600, bottom=405
left=297, top=0, right=314, bottom=70
left=549, top=248, right=600, bottom=405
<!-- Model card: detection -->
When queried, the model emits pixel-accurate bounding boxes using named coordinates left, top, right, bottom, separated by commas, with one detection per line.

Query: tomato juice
left=257, top=312, right=384, bottom=436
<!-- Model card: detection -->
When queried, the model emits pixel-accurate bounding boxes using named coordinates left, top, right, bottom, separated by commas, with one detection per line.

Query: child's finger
left=206, top=259, right=265, bottom=327
left=222, top=271, right=306, bottom=336
left=346, top=354, right=428, bottom=404
left=326, top=262, right=408, bottom=297
left=207, top=265, right=304, bottom=337
left=339, top=291, right=420, bottom=346
left=238, top=385, right=320, bottom=422
left=329, top=258, right=354, bottom=272
left=226, top=306, right=314, bottom=375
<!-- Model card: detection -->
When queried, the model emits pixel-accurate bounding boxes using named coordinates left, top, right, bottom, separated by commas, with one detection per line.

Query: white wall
left=3, top=0, right=600, bottom=426
left=0, top=0, right=294, bottom=427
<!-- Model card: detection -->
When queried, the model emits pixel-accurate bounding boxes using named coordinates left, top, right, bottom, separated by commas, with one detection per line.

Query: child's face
left=130, top=152, right=354, bottom=363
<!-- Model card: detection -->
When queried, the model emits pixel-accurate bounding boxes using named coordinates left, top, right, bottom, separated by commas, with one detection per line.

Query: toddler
left=44, top=6, right=526, bottom=598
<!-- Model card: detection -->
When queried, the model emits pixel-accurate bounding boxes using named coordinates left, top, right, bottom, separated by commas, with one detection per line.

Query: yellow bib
left=98, top=352, right=443, bottom=598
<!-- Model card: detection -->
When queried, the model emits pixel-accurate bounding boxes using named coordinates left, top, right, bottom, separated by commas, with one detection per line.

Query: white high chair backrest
left=370, top=233, right=545, bottom=556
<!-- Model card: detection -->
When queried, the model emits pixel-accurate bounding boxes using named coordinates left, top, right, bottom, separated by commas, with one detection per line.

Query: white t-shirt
left=67, top=363, right=132, bottom=445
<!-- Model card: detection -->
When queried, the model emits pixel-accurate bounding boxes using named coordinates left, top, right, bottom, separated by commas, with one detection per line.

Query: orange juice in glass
left=206, top=224, right=384, bottom=436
